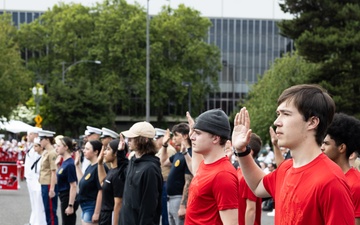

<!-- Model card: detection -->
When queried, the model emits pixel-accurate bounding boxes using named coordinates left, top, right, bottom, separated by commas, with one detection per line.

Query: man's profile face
left=87, top=133, right=100, bottom=141
left=172, top=132, right=184, bottom=146
left=321, top=134, right=340, bottom=161
left=274, top=100, right=308, bottom=150
left=154, top=136, right=163, bottom=150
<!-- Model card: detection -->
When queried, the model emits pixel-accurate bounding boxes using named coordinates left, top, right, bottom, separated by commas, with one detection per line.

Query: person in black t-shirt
left=98, top=138, right=128, bottom=225
left=75, top=140, right=108, bottom=225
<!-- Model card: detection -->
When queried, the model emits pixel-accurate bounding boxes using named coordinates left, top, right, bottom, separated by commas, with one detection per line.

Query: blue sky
left=3, top=0, right=293, bottom=19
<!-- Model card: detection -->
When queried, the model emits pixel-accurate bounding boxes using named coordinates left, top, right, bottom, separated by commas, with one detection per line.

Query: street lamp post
left=32, top=86, right=44, bottom=127
left=32, top=86, right=43, bottom=115
left=182, top=81, right=192, bottom=114
left=146, top=0, right=150, bottom=122
left=61, top=60, right=101, bottom=84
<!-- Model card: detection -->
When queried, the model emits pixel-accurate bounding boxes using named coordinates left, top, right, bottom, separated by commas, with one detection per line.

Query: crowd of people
left=20, top=84, right=360, bottom=225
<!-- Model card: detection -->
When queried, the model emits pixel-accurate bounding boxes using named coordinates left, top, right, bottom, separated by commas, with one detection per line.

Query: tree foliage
left=149, top=5, right=221, bottom=120
left=0, top=14, right=32, bottom=119
left=278, top=0, right=360, bottom=118
left=15, top=0, right=221, bottom=136
left=244, top=52, right=318, bottom=144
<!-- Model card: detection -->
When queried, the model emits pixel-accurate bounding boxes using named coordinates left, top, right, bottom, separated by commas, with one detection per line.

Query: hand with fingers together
left=186, top=111, right=195, bottom=137
left=162, top=129, right=171, bottom=147
left=97, top=144, right=106, bottom=165
left=232, top=107, right=252, bottom=152
left=269, top=126, right=279, bottom=149
left=118, top=134, right=126, bottom=151
left=224, top=140, right=233, bottom=159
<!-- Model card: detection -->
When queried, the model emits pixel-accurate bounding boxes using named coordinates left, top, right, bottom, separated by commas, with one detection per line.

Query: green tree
left=17, top=3, right=112, bottom=135
left=278, top=0, right=360, bottom=117
left=244, top=52, right=318, bottom=144
left=150, top=5, right=221, bottom=120
left=0, top=14, right=32, bottom=119
left=16, top=1, right=221, bottom=136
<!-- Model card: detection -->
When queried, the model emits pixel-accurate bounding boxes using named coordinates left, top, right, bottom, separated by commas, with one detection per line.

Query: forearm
left=191, top=151, right=203, bottom=176
left=183, top=153, right=193, bottom=175
left=113, top=198, right=122, bottom=225
left=245, top=200, right=256, bottom=225
left=274, top=145, right=285, bottom=167
left=94, top=190, right=103, bottom=214
left=159, top=146, right=169, bottom=165
left=97, top=163, right=106, bottom=185
left=180, top=174, right=193, bottom=207
left=50, top=170, right=56, bottom=191
left=68, top=182, right=77, bottom=205
left=75, top=164, right=83, bottom=181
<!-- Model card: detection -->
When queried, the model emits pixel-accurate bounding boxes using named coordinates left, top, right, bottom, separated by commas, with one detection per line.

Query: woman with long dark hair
left=97, top=137, right=128, bottom=225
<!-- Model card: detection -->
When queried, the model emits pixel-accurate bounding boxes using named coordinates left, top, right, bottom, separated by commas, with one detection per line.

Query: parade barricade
left=0, top=162, right=19, bottom=190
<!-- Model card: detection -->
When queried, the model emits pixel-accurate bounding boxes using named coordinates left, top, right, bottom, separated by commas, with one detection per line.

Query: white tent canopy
left=0, top=120, right=34, bottom=133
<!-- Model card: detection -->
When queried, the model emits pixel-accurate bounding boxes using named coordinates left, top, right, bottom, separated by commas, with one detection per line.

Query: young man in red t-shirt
left=321, top=112, right=360, bottom=225
left=185, top=109, right=238, bottom=225
left=232, top=84, right=354, bottom=225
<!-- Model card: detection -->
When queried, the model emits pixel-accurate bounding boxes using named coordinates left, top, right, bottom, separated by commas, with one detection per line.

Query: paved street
left=0, top=180, right=274, bottom=225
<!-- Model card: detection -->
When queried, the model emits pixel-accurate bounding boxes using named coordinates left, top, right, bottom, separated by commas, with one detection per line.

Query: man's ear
left=308, top=116, right=320, bottom=130
left=212, top=135, right=220, bottom=144
left=183, top=134, right=189, bottom=140
left=338, top=143, right=347, bottom=155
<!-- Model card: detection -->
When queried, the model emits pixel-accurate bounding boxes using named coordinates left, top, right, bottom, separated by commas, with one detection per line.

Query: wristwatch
left=233, top=145, right=251, bottom=157
left=68, top=204, right=73, bottom=208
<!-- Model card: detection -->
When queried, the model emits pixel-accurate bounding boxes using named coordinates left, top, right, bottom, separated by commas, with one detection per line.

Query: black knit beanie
left=193, top=109, right=230, bottom=139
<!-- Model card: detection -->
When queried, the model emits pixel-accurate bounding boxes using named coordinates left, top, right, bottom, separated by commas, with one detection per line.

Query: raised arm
left=186, top=111, right=203, bottom=175
left=269, top=126, right=285, bottom=167
left=232, top=107, right=270, bottom=198
left=74, top=151, right=83, bottom=181
left=159, top=129, right=172, bottom=167
left=97, top=145, right=107, bottom=185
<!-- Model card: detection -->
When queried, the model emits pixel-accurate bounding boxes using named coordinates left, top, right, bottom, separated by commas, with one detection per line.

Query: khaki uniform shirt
left=39, top=148, right=57, bottom=185
left=156, top=145, right=177, bottom=181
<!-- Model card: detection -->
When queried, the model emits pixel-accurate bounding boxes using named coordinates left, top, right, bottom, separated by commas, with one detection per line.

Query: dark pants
left=41, top=184, right=58, bottom=225
left=59, top=191, right=77, bottom=225
left=162, top=181, right=169, bottom=225
left=99, top=211, right=112, bottom=225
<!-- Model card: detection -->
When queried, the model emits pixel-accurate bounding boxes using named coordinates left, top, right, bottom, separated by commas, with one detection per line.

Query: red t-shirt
left=346, top=167, right=360, bottom=218
left=185, top=157, right=238, bottom=225
left=263, top=153, right=354, bottom=225
left=237, top=169, right=262, bottom=225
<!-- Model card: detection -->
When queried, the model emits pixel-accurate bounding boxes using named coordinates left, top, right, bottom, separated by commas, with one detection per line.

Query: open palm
left=232, top=107, right=252, bottom=151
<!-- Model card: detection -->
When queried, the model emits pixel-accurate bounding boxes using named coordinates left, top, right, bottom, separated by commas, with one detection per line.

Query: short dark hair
left=326, top=113, right=360, bottom=158
left=278, top=84, right=335, bottom=146
left=249, top=133, right=262, bottom=157
left=89, top=140, right=102, bottom=156
left=172, top=123, right=191, bottom=146
left=133, top=136, right=157, bottom=155
left=172, top=123, right=189, bottom=135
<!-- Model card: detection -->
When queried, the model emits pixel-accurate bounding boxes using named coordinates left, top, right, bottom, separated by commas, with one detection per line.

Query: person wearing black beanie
left=185, top=109, right=239, bottom=224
